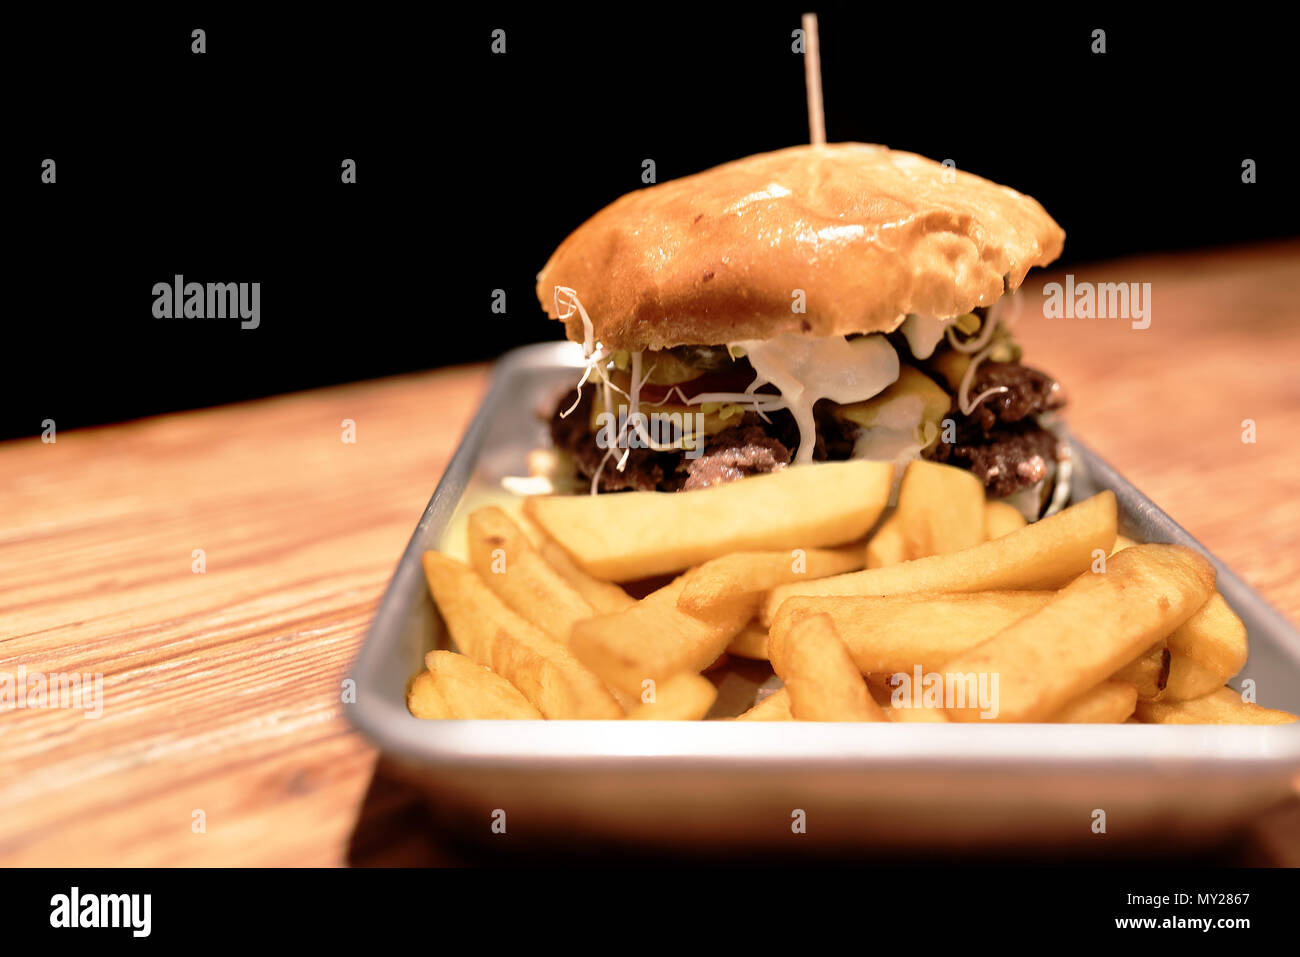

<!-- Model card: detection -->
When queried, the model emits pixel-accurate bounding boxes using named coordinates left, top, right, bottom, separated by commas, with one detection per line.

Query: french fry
left=1112, top=642, right=1169, bottom=700
left=1164, top=594, right=1249, bottom=699
left=626, top=673, right=718, bottom=720
left=762, top=491, right=1117, bottom=625
left=1165, top=655, right=1230, bottom=702
left=768, top=613, right=886, bottom=721
left=408, top=672, right=448, bottom=718
left=887, top=700, right=951, bottom=722
left=895, top=460, right=985, bottom=558
left=421, top=552, right=622, bottom=719
left=677, top=545, right=863, bottom=616
left=864, top=514, right=906, bottom=568
left=1047, top=680, right=1138, bottom=723
left=569, top=574, right=752, bottom=698
left=1111, top=533, right=1139, bottom=554
left=878, top=671, right=979, bottom=719
left=532, top=532, right=636, bottom=615
left=513, top=503, right=638, bottom=614
left=726, top=620, right=770, bottom=660
left=1111, top=539, right=1249, bottom=700
left=735, top=687, right=792, bottom=721
left=407, top=651, right=543, bottom=720
left=984, top=501, right=1027, bottom=540
left=772, top=591, right=1054, bottom=674
left=872, top=674, right=951, bottom=721
left=1136, top=687, right=1297, bottom=725
left=940, top=544, right=1215, bottom=722
left=420, top=449, right=1262, bottom=726
left=467, top=507, right=597, bottom=643
left=524, top=460, right=894, bottom=581
left=437, top=492, right=536, bottom=562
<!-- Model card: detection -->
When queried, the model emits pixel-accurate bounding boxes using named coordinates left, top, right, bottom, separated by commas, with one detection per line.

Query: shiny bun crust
left=536, top=143, right=1064, bottom=351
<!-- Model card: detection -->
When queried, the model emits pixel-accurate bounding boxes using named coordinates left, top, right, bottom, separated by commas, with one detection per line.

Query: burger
left=535, top=143, right=1069, bottom=520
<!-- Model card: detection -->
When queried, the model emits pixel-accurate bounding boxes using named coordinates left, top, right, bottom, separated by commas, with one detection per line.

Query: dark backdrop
left=5, top=5, right=1294, bottom=440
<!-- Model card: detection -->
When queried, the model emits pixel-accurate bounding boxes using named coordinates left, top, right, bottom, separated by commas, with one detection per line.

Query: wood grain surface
left=1, top=241, right=1297, bottom=866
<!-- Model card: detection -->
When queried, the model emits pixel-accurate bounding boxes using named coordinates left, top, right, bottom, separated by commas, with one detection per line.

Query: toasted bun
left=536, top=143, right=1064, bottom=351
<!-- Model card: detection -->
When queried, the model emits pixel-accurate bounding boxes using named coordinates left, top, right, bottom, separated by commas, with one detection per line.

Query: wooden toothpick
left=802, top=12, right=826, bottom=145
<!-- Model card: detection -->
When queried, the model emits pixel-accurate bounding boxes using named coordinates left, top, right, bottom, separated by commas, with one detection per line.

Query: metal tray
left=347, top=342, right=1300, bottom=854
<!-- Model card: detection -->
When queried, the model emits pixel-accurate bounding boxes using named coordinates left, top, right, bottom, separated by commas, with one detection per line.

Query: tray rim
left=346, top=343, right=1300, bottom=768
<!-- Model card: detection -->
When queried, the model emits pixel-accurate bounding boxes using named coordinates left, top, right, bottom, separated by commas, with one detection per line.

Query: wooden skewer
left=802, top=12, right=826, bottom=146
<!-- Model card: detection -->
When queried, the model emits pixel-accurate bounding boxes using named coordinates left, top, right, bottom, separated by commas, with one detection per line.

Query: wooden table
left=2, top=241, right=1297, bottom=866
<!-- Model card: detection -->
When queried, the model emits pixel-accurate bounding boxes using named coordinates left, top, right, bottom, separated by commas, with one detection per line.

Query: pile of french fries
left=410, top=459, right=1296, bottom=725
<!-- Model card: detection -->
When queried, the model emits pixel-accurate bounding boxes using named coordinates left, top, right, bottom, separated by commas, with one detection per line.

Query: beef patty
left=925, top=360, right=1068, bottom=497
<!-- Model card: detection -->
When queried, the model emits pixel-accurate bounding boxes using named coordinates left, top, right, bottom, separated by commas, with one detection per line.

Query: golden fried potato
left=886, top=702, right=951, bottom=722
left=533, top=534, right=635, bottom=615
left=524, top=460, right=893, bottom=581
left=726, top=619, right=771, bottom=660
left=1047, top=680, right=1138, bottom=723
left=762, top=491, right=1117, bottom=625
left=467, top=506, right=596, bottom=643
left=1165, top=656, right=1229, bottom=702
left=879, top=671, right=951, bottom=722
left=864, top=514, right=906, bottom=568
left=1110, top=541, right=1249, bottom=700
left=984, top=501, right=1028, bottom=540
left=771, top=591, right=1053, bottom=674
left=407, top=651, right=543, bottom=720
left=940, top=545, right=1215, bottom=722
left=1110, top=533, right=1139, bottom=554
left=626, top=673, right=718, bottom=720
left=768, top=613, right=886, bottom=721
left=1112, top=642, right=1169, bottom=700
left=895, top=460, right=985, bottom=558
left=1136, top=687, right=1297, bottom=725
left=421, top=552, right=622, bottom=719
left=1164, top=594, right=1249, bottom=700
left=677, top=545, right=863, bottom=616
left=512, top=502, right=637, bottom=614
left=569, top=574, right=752, bottom=698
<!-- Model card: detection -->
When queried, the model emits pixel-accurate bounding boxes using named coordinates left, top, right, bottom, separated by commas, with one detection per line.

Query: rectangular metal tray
left=347, top=342, right=1300, bottom=853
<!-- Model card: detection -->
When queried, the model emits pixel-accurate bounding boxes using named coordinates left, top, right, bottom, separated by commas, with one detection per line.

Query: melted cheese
left=839, top=366, right=952, bottom=489
left=834, top=365, right=951, bottom=433
left=731, top=334, right=900, bottom=464
left=898, top=314, right=955, bottom=360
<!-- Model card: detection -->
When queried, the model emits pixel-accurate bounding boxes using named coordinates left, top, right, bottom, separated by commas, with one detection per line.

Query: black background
left=5, top=5, right=1295, bottom=440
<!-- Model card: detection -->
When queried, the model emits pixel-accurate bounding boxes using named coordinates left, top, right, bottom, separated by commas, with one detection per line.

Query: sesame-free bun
left=536, top=143, right=1064, bottom=351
